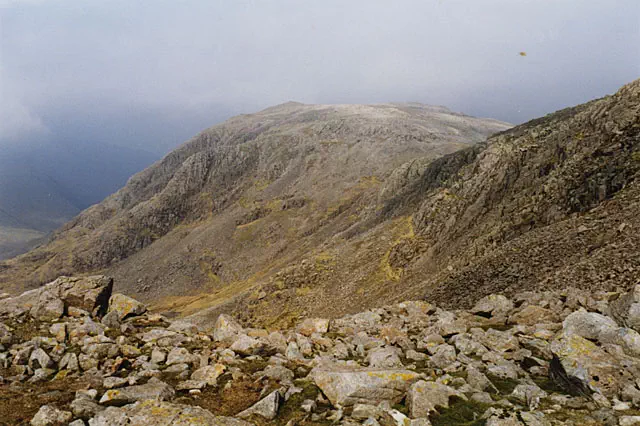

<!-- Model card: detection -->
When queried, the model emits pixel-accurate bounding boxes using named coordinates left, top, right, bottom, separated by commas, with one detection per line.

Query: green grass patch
left=429, top=398, right=489, bottom=426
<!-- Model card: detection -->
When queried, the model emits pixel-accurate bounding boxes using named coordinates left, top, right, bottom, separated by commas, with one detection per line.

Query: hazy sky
left=1, top=0, right=638, bottom=154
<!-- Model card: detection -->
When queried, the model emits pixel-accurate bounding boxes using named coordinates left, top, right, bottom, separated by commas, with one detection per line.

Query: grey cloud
left=1, top=0, right=638, bottom=153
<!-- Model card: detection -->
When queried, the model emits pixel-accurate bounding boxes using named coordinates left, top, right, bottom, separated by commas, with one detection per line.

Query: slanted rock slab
left=309, top=366, right=421, bottom=407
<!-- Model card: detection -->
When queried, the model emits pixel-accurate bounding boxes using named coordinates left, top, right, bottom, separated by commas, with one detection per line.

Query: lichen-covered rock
left=407, top=380, right=467, bottom=418
left=30, top=405, right=73, bottom=426
left=550, top=334, right=636, bottom=397
left=214, top=314, right=244, bottom=343
left=296, top=318, right=330, bottom=336
left=230, top=334, right=264, bottom=356
left=472, top=294, right=514, bottom=318
left=366, top=346, right=403, bottom=368
left=191, top=363, right=226, bottom=385
left=509, top=306, right=559, bottom=326
left=89, top=399, right=253, bottom=426
left=309, top=366, right=421, bottom=407
left=238, top=389, right=283, bottom=420
left=99, top=377, right=175, bottom=406
left=0, top=322, right=12, bottom=344
left=0, top=275, right=113, bottom=319
left=108, top=293, right=146, bottom=320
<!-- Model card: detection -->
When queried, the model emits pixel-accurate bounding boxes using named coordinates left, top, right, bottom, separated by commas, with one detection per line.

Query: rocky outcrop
left=2, top=276, right=640, bottom=424
left=0, top=275, right=112, bottom=319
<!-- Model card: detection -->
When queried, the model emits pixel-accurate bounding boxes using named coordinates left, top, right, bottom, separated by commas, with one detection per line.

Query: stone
left=230, top=334, right=264, bottom=356
left=168, top=320, right=200, bottom=335
left=99, top=377, right=175, bottom=406
left=550, top=334, right=633, bottom=397
left=191, top=364, right=226, bottom=386
left=620, top=417, right=640, bottom=426
left=176, top=379, right=207, bottom=390
left=472, top=294, right=514, bottom=318
left=511, top=383, right=547, bottom=410
left=213, top=314, right=244, bottom=343
left=166, top=347, right=197, bottom=365
left=238, top=389, right=283, bottom=420
left=351, top=404, right=382, bottom=420
left=509, top=305, right=558, bottom=326
left=108, top=293, right=146, bottom=320
left=466, top=366, right=495, bottom=392
left=405, top=349, right=427, bottom=361
left=89, top=399, right=253, bottom=426
left=297, top=318, right=330, bottom=336
left=71, top=397, right=103, bottom=420
left=104, top=376, right=129, bottom=389
left=0, top=275, right=113, bottom=319
left=430, top=344, right=457, bottom=369
left=30, top=405, right=72, bottom=426
left=261, top=364, right=295, bottom=382
left=562, top=310, right=618, bottom=341
left=407, top=380, right=467, bottom=418
left=434, top=312, right=467, bottom=336
left=309, top=366, right=421, bottom=407
left=59, top=352, right=80, bottom=371
left=0, top=322, right=12, bottom=344
left=366, top=346, right=403, bottom=368
left=49, top=323, right=67, bottom=343
left=151, top=347, right=167, bottom=364
left=101, top=310, right=121, bottom=328
left=29, top=347, right=54, bottom=369
left=32, top=297, right=65, bottom=322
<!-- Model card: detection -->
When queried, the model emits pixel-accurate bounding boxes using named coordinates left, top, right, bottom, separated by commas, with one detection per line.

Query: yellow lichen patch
left=295, top=286, right=312, bottom=296
left=314, top=251, right=336, bottom=271
left=253, top=178, right=272, bottom=192
left=379, top=216, right=416, bottom=281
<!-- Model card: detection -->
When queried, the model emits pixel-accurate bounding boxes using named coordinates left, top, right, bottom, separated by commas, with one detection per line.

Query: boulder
left=214, top=314, right=244, bottom=343
left=166, top=347, right=198, bottom=365
left=30, top=405, right=73, bottom=426
left=509, top=305, right=558, bottom=326
left=309, top=366, right=421, bottom=407
left=610, top=284, right=640, bottom=331
left=238, top=389, right=283, bottom=420
left=562, top=310, right=618, bottom=341
left=0, top=275, right=113, bottom=319
left=297, top=318, right=330, bottom=336
left=472, top=294, right=514, bottom=318
left=550, top=334, right=635, bottom=397
left=99, top=377, right=175, bottom=406
left=230, top=334, right=264, bottom=356
left=108, top=293, right=146, bottom=320
left=0, top=322, right=12, bottom=344
left=407, top=380, right=467, bottom=418
left=366, top=346, right=403, bottom=368
left=89, top=399, right=253, bottom=426
left=191, top=364, right=226, bottom=386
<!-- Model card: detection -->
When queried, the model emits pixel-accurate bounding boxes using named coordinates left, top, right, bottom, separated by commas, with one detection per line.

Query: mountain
left=1, top=80, right=638, bottom=329
left=0, top=142, right=158, bottom=260
left=0, top=102, right=509, bottom=322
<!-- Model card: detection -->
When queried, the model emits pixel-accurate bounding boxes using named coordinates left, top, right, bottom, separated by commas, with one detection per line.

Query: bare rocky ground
left=4, top=275, right=640, bottom=425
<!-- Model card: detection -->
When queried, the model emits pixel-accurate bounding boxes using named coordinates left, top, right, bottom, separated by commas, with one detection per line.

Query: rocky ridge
left=0, top=102, right=510, bottom=324
left=3, top=276, right=640, bottom=425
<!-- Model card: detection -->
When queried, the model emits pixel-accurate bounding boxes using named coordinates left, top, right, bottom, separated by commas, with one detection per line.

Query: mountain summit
left=0, top=102, right=509, bottom=324
left=2, top=80, right=639, bottom=328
